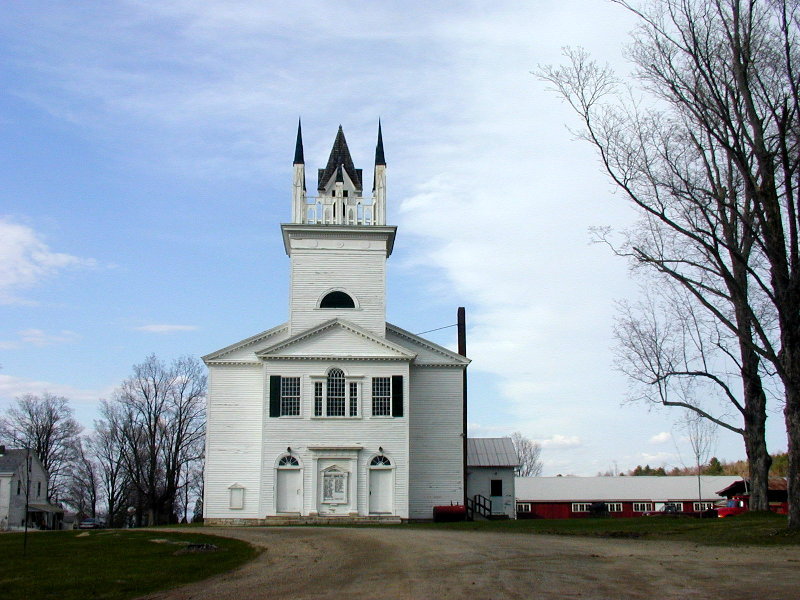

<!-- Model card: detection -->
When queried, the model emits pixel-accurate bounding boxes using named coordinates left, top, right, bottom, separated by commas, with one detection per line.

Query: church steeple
left=293, top=119, right=305, bottom=166
left=317, top=125, right=363, bottom=194
left=375, top=120, right=386, bottom=166
left=291, top=123, right=387, bottom=227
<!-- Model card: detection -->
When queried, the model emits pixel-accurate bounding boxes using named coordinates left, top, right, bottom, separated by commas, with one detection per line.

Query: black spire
left=293, top=119, right=304, bottom=165
left=317, top=125, right=363, bottom=192
left=375, top=120, right=386, bottom=166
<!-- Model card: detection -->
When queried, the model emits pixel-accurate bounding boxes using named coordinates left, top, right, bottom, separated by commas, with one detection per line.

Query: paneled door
left=276, top=469, right=302, bottom=513
left=369, top=468, right=392, bottom=514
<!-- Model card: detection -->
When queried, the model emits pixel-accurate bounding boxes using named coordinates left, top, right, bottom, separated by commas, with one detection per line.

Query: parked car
left=78, top=518, right=104, bottom=529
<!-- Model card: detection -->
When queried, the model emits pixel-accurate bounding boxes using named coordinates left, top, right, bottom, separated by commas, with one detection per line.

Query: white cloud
left=0, top=329, right=80, bottom=349
left=134, top=324, right=198, bottom=333
left=0, top=374, right=109, bottom=407
left=650, top=431, right=672, bottom=444
left=0, top=217, right=95, bottom=304
left=539, top=435, right=583, bottom=449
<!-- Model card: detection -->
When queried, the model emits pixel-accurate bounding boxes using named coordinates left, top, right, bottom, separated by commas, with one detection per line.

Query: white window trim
left=633, top=502, right=653, bottom=513
left=693, top=502, right=714, bottom=511
left=571, top=503, right=591, bottom=513
left=607, top=503, right=623, bottom=512
left=309, top=372, right=363, bottom=419
left=517, top=503, right=532, bottom=513
left=228, top=484, right=245, bottom=510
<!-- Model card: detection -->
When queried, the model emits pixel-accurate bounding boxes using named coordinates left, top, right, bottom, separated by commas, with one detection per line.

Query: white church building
left=202, top=123, right=469, bottom=523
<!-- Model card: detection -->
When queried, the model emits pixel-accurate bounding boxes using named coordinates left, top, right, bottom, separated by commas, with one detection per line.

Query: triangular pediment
left=256, top=319, right=416, bottom=361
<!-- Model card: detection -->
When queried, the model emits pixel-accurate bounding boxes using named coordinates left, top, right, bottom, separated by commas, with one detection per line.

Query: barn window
left=606, top=503, right=623, bottom=512
left=320, top=291, right=355, bottom=308
left=693, top=502, right=713, bottom=512
left=516, top=502, right=532, bottom=513
left=633, top=502, right=653, bottom=513
left=571, top=503, right=591, bottom=512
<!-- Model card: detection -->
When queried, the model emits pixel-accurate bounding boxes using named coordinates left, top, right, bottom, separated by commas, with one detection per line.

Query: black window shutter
left=269, top=375, right=281, bottom=417
left=391, top=375, right=403, bottom=417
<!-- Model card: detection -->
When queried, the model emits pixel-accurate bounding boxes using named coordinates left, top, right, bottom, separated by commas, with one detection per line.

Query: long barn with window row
left=515, top=476, right=741, bottom=518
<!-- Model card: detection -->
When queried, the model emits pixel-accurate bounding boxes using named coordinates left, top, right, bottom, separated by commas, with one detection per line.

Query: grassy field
left=0, top=529, right=258, bottom=600
left=413, top=512, right=800, bottom=546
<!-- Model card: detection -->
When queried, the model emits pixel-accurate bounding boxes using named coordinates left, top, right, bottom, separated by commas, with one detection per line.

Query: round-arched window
left=278, top=455, right=300, bottom=468
left=370, top=455, right=391, bottom=467
left=320, top=291, right=355, bottom=308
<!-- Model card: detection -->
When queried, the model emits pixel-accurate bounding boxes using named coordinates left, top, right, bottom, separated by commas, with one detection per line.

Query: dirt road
left=140, top=526, right=800, bottom=600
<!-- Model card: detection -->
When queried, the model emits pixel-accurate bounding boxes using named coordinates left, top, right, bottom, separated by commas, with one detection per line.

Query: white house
left=203, top=123, right=469, bottom=523
left=0, top=446, right=63, bottom=530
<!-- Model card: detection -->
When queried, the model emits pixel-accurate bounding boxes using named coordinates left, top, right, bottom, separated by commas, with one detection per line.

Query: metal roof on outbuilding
left=515, top=475, right=742, bottom=502
left=467, top=438, right=519, bottom=467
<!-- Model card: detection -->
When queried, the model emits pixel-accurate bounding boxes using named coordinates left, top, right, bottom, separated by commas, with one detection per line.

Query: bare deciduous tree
left=92, top=401, right=131, bottom=527
left=679, top=411, right=718, bottom=504
left=110, top=354, right=206, bottom=525
left=509, top=432, right=543, bottom=477
left=0, top=392, right=82, bottom=501
left=538, top=0, right=800, bottom=526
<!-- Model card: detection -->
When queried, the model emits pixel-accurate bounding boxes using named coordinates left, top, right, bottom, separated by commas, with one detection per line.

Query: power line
left=414, top=323, right=457, bottom=336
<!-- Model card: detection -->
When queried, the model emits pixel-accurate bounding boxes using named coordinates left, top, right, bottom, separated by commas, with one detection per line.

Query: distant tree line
left=0, top=354, right=206, bottom=526
left=626, top=454, right=789, bottom=478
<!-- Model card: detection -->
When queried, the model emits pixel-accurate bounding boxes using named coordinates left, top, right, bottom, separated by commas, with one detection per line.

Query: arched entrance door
left=276, top=455, right=302, bottom=513
left=368, top=455, right=393, bottom=514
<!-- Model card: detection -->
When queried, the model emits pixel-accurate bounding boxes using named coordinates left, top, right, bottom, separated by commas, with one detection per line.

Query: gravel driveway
left=139, top=526, right=800, bottom=600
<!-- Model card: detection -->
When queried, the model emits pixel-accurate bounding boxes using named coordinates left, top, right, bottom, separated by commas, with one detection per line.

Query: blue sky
left=0, top=1, right=788, bottom=475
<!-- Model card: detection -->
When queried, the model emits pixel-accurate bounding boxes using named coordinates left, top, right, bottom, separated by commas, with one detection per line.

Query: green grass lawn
left=0, top=529, right=258, bottom=600
left=413, top=512, right=800, bottom=546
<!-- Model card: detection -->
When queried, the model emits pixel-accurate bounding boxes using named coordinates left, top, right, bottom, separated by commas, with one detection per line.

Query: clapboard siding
left=408, top=366, right=464, bottom=519
left=261, top=359, right=410, bottom=518
left=204, top=364, right=264, bottom=519
left=289, top=248, right=386, bottom=336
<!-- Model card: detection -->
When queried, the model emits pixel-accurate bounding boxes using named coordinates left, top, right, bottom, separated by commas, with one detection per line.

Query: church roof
left=317, top=126, right=363, bottom=192
left=385, top=323, right=470, bottom=366
left=256, top=318, right=417, bottom=361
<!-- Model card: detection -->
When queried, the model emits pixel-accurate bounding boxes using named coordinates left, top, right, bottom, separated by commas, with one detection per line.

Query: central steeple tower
left=283, top=123, right=396, bottom=336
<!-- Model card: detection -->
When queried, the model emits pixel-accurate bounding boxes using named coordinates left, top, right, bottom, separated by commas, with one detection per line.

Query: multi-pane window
left=280, top=377, right=301, bottom=416
left=571, top=503, right=591, bottom=512
left=517, top=503, right=532, bottom=513
left=372, top=377, right=391, bottom=416
left=633, top=502, right=653, bottom=513
left=326, top=368, right=346, bottom=416
left=693, top=502, right=713, bottom=511
left=665, top=502, right=683, bottom=512
left=607, top=503, right=623, bottom=512
left=314, top=382, right=323, bottom=417
left=349, top=382, right=358, bottom=417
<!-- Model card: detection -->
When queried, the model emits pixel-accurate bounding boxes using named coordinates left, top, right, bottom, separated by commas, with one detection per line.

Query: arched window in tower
left=320, top=291, right=355, bottom=308
left=327, top=368, right=346, bottom=416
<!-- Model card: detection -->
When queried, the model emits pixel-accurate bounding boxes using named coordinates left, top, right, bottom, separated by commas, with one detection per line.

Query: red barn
left=515, top=476, right=741, bottom=519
